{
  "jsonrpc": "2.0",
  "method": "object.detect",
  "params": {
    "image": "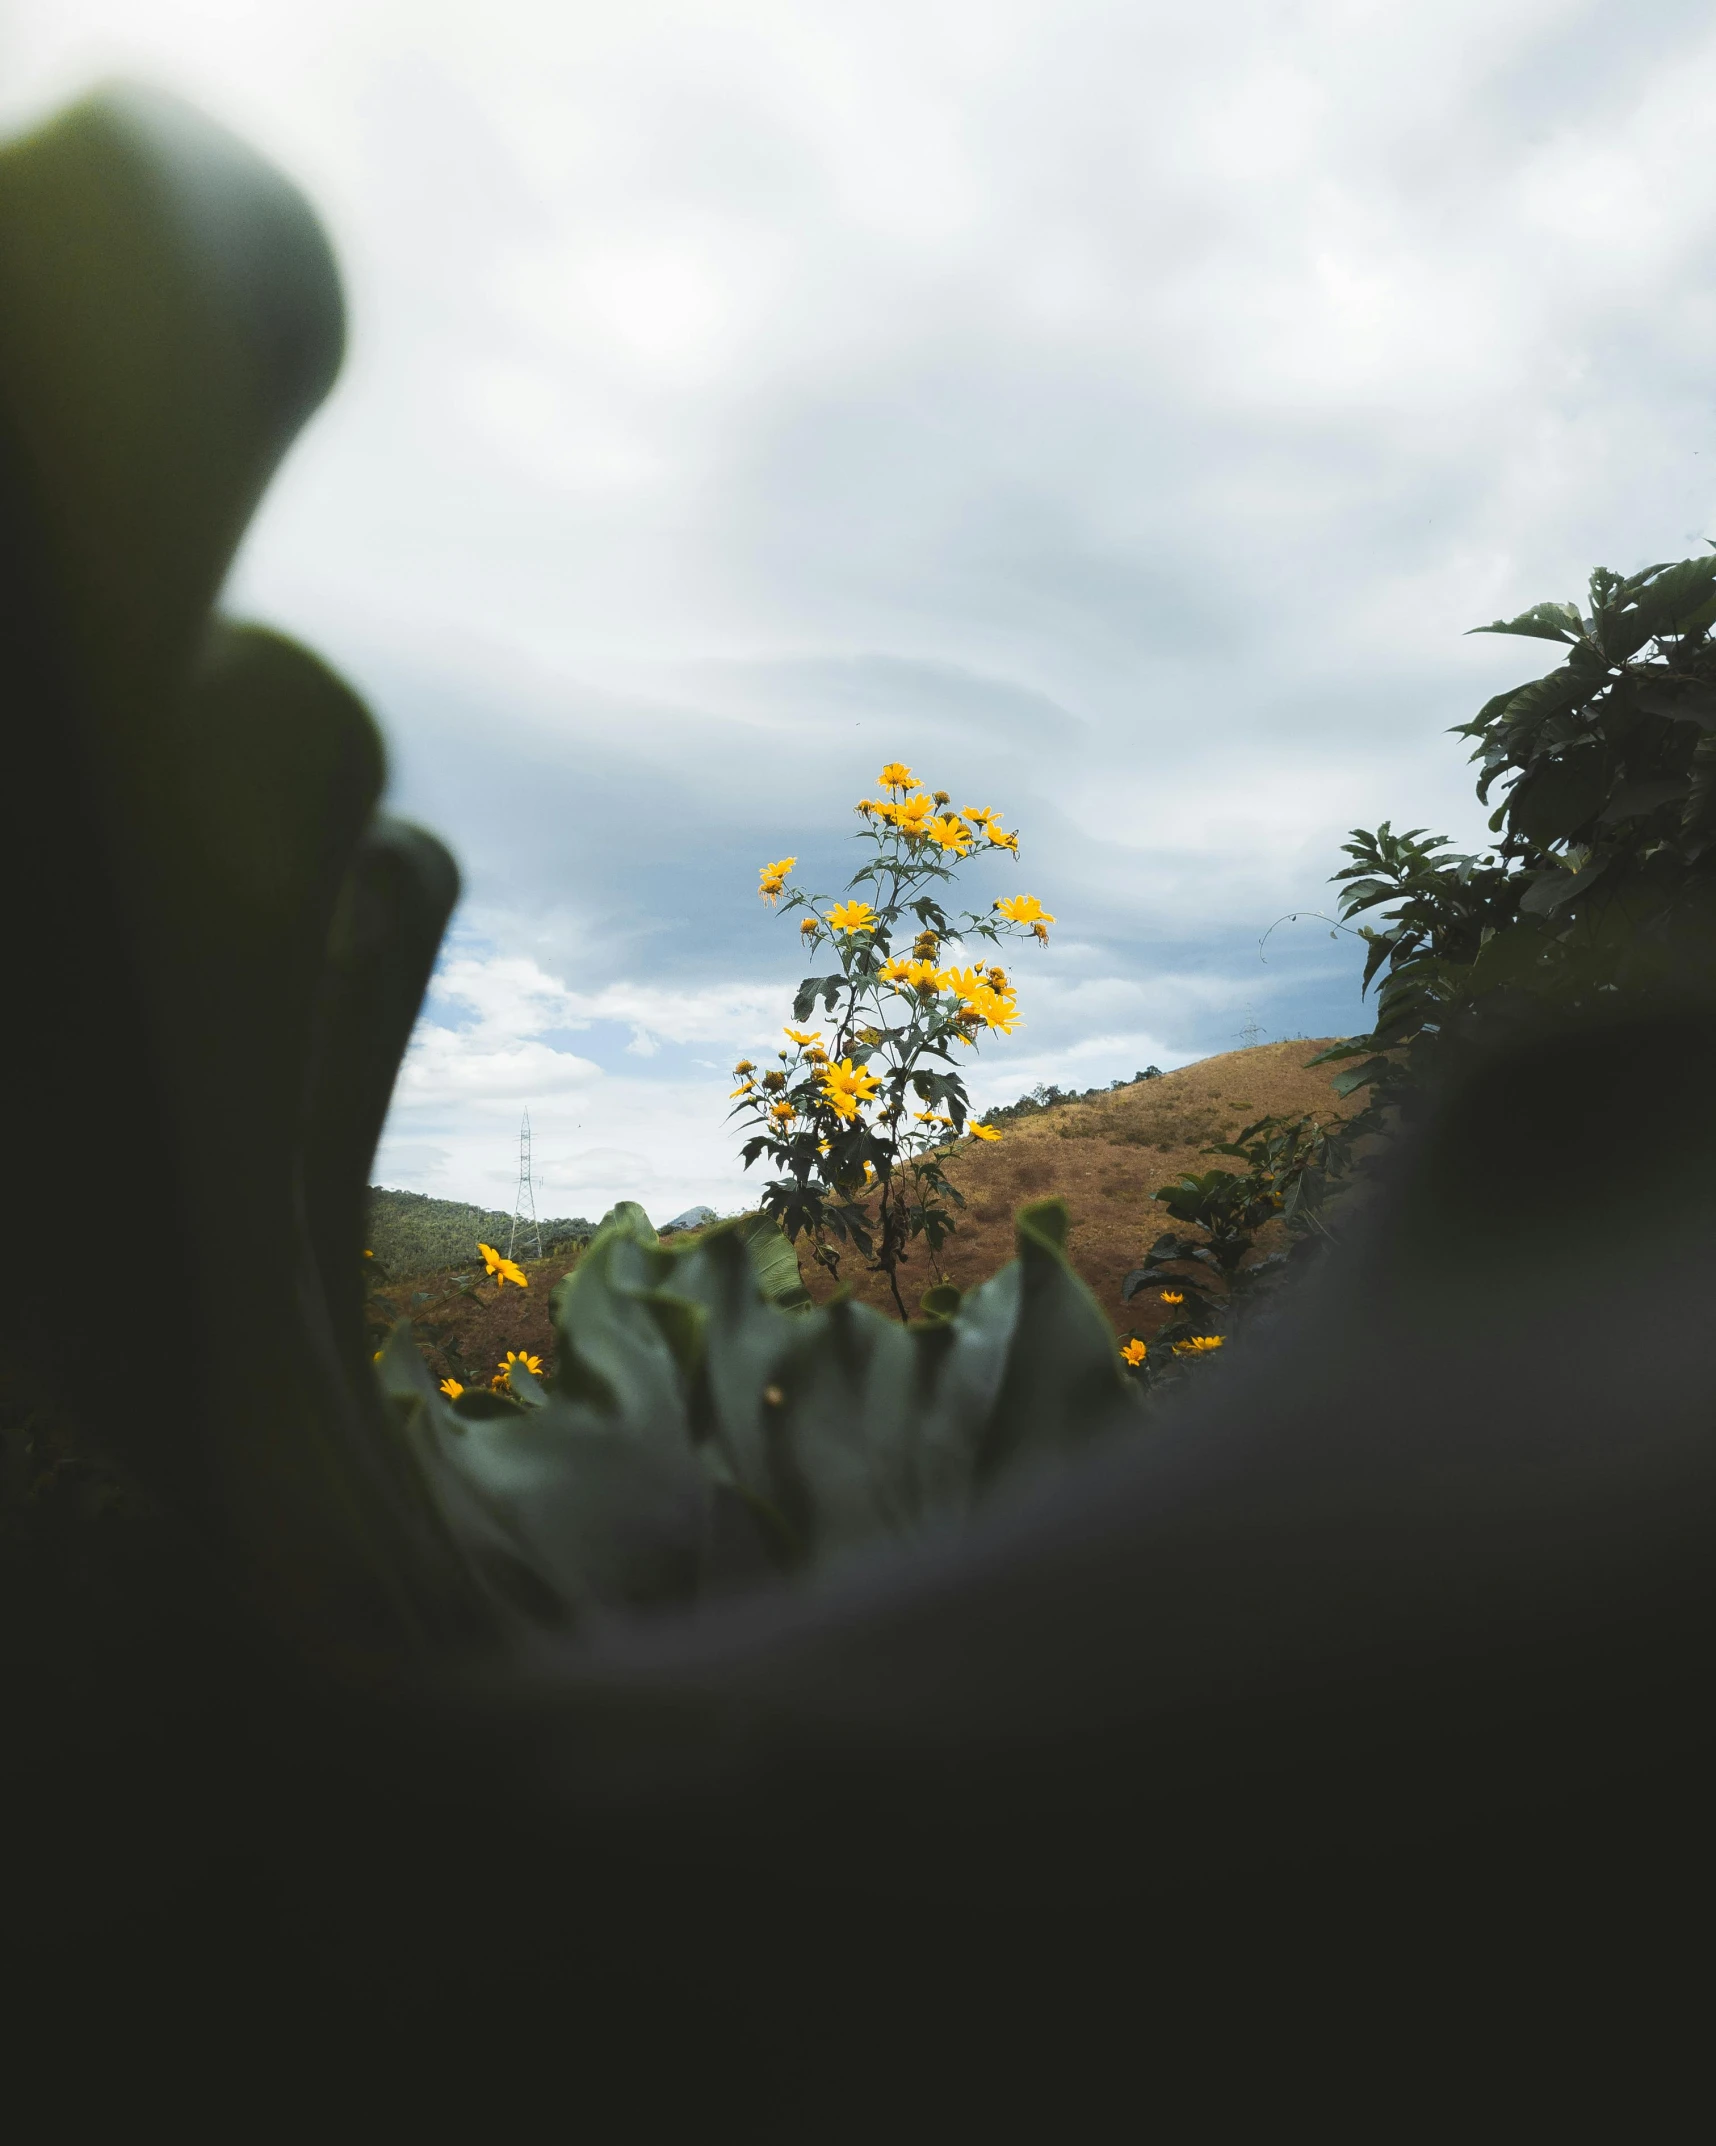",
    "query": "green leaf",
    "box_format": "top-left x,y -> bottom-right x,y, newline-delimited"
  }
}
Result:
506,1361 -> 549,1408
726,1213 -> 813,1311
1631,679 -> 1716,729
1330,1055 -> 1395,1098
1597,778 -> 1686,824
1507,751 -> 1609,844
1467,601 -> 1583,644
1517,857 -> 1607,917
1465,918 -> 1552,992
1625,555 -> 1716,639
1018,1196 -> 1069,1250
973,1204 -> 1132,1488
792,974 -> 846,1021
1464,682 -> 1541,732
